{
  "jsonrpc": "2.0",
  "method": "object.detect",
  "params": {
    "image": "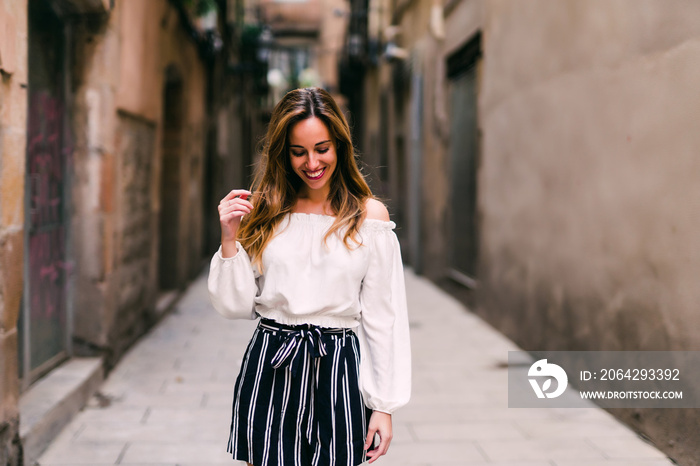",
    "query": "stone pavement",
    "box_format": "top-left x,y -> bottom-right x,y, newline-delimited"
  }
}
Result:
36,268 -> 675,466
